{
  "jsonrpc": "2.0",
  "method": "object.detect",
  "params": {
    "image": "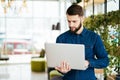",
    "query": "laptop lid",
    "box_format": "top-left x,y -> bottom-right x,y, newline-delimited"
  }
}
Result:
45,43 -> 86,70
